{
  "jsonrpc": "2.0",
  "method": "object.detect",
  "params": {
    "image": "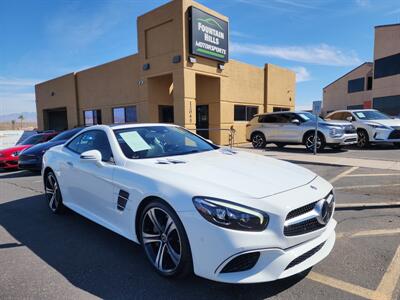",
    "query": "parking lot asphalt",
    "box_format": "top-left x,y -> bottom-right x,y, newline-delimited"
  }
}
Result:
0,163 -> 399,300
239,143 -> 400,162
